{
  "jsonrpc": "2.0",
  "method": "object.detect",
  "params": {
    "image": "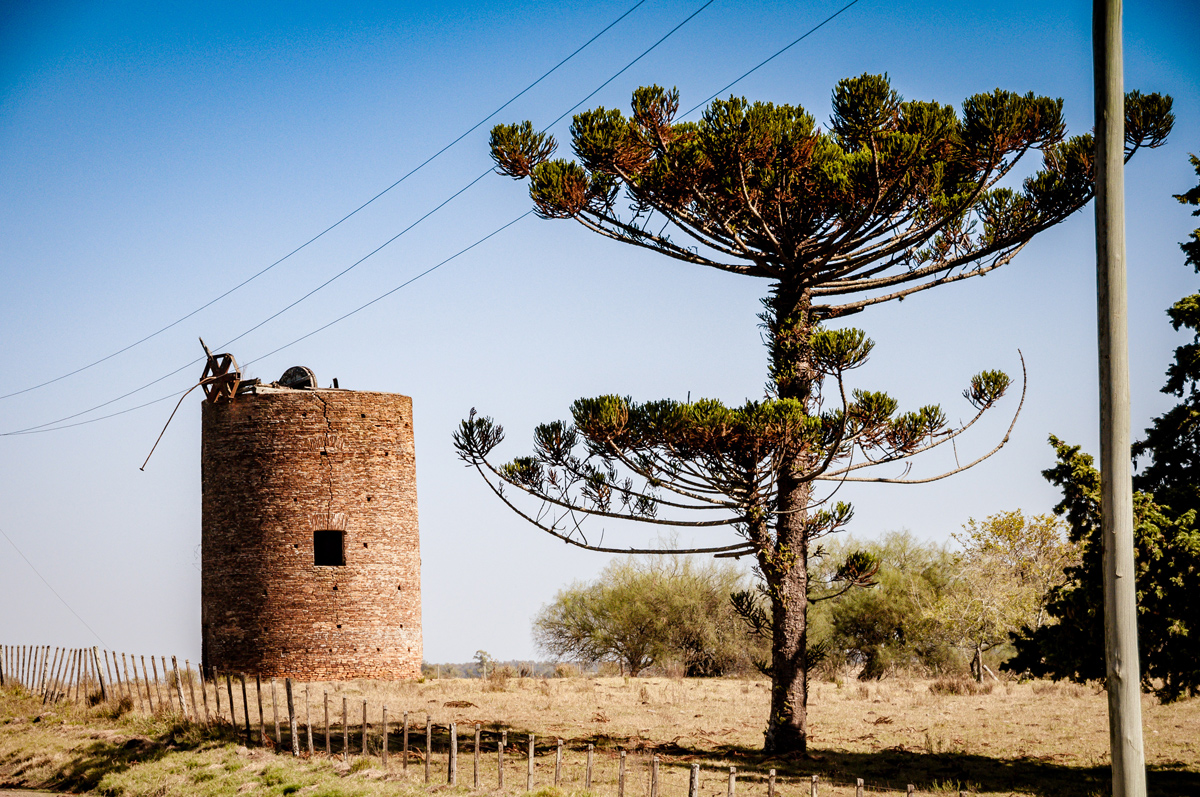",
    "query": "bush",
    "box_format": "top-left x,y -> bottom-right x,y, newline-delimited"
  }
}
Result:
553,663 -> 581,678
809,532 -> 963,678
929,676 -> 993,696
534,553 -> 765,676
